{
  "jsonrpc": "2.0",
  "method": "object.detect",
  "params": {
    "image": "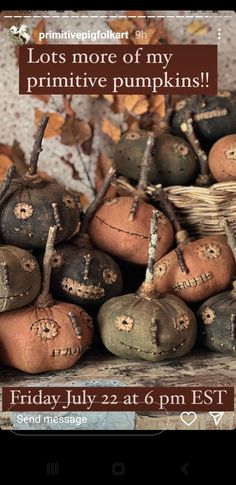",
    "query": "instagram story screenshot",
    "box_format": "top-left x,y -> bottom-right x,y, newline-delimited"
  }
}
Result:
0,7 -> 235,466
